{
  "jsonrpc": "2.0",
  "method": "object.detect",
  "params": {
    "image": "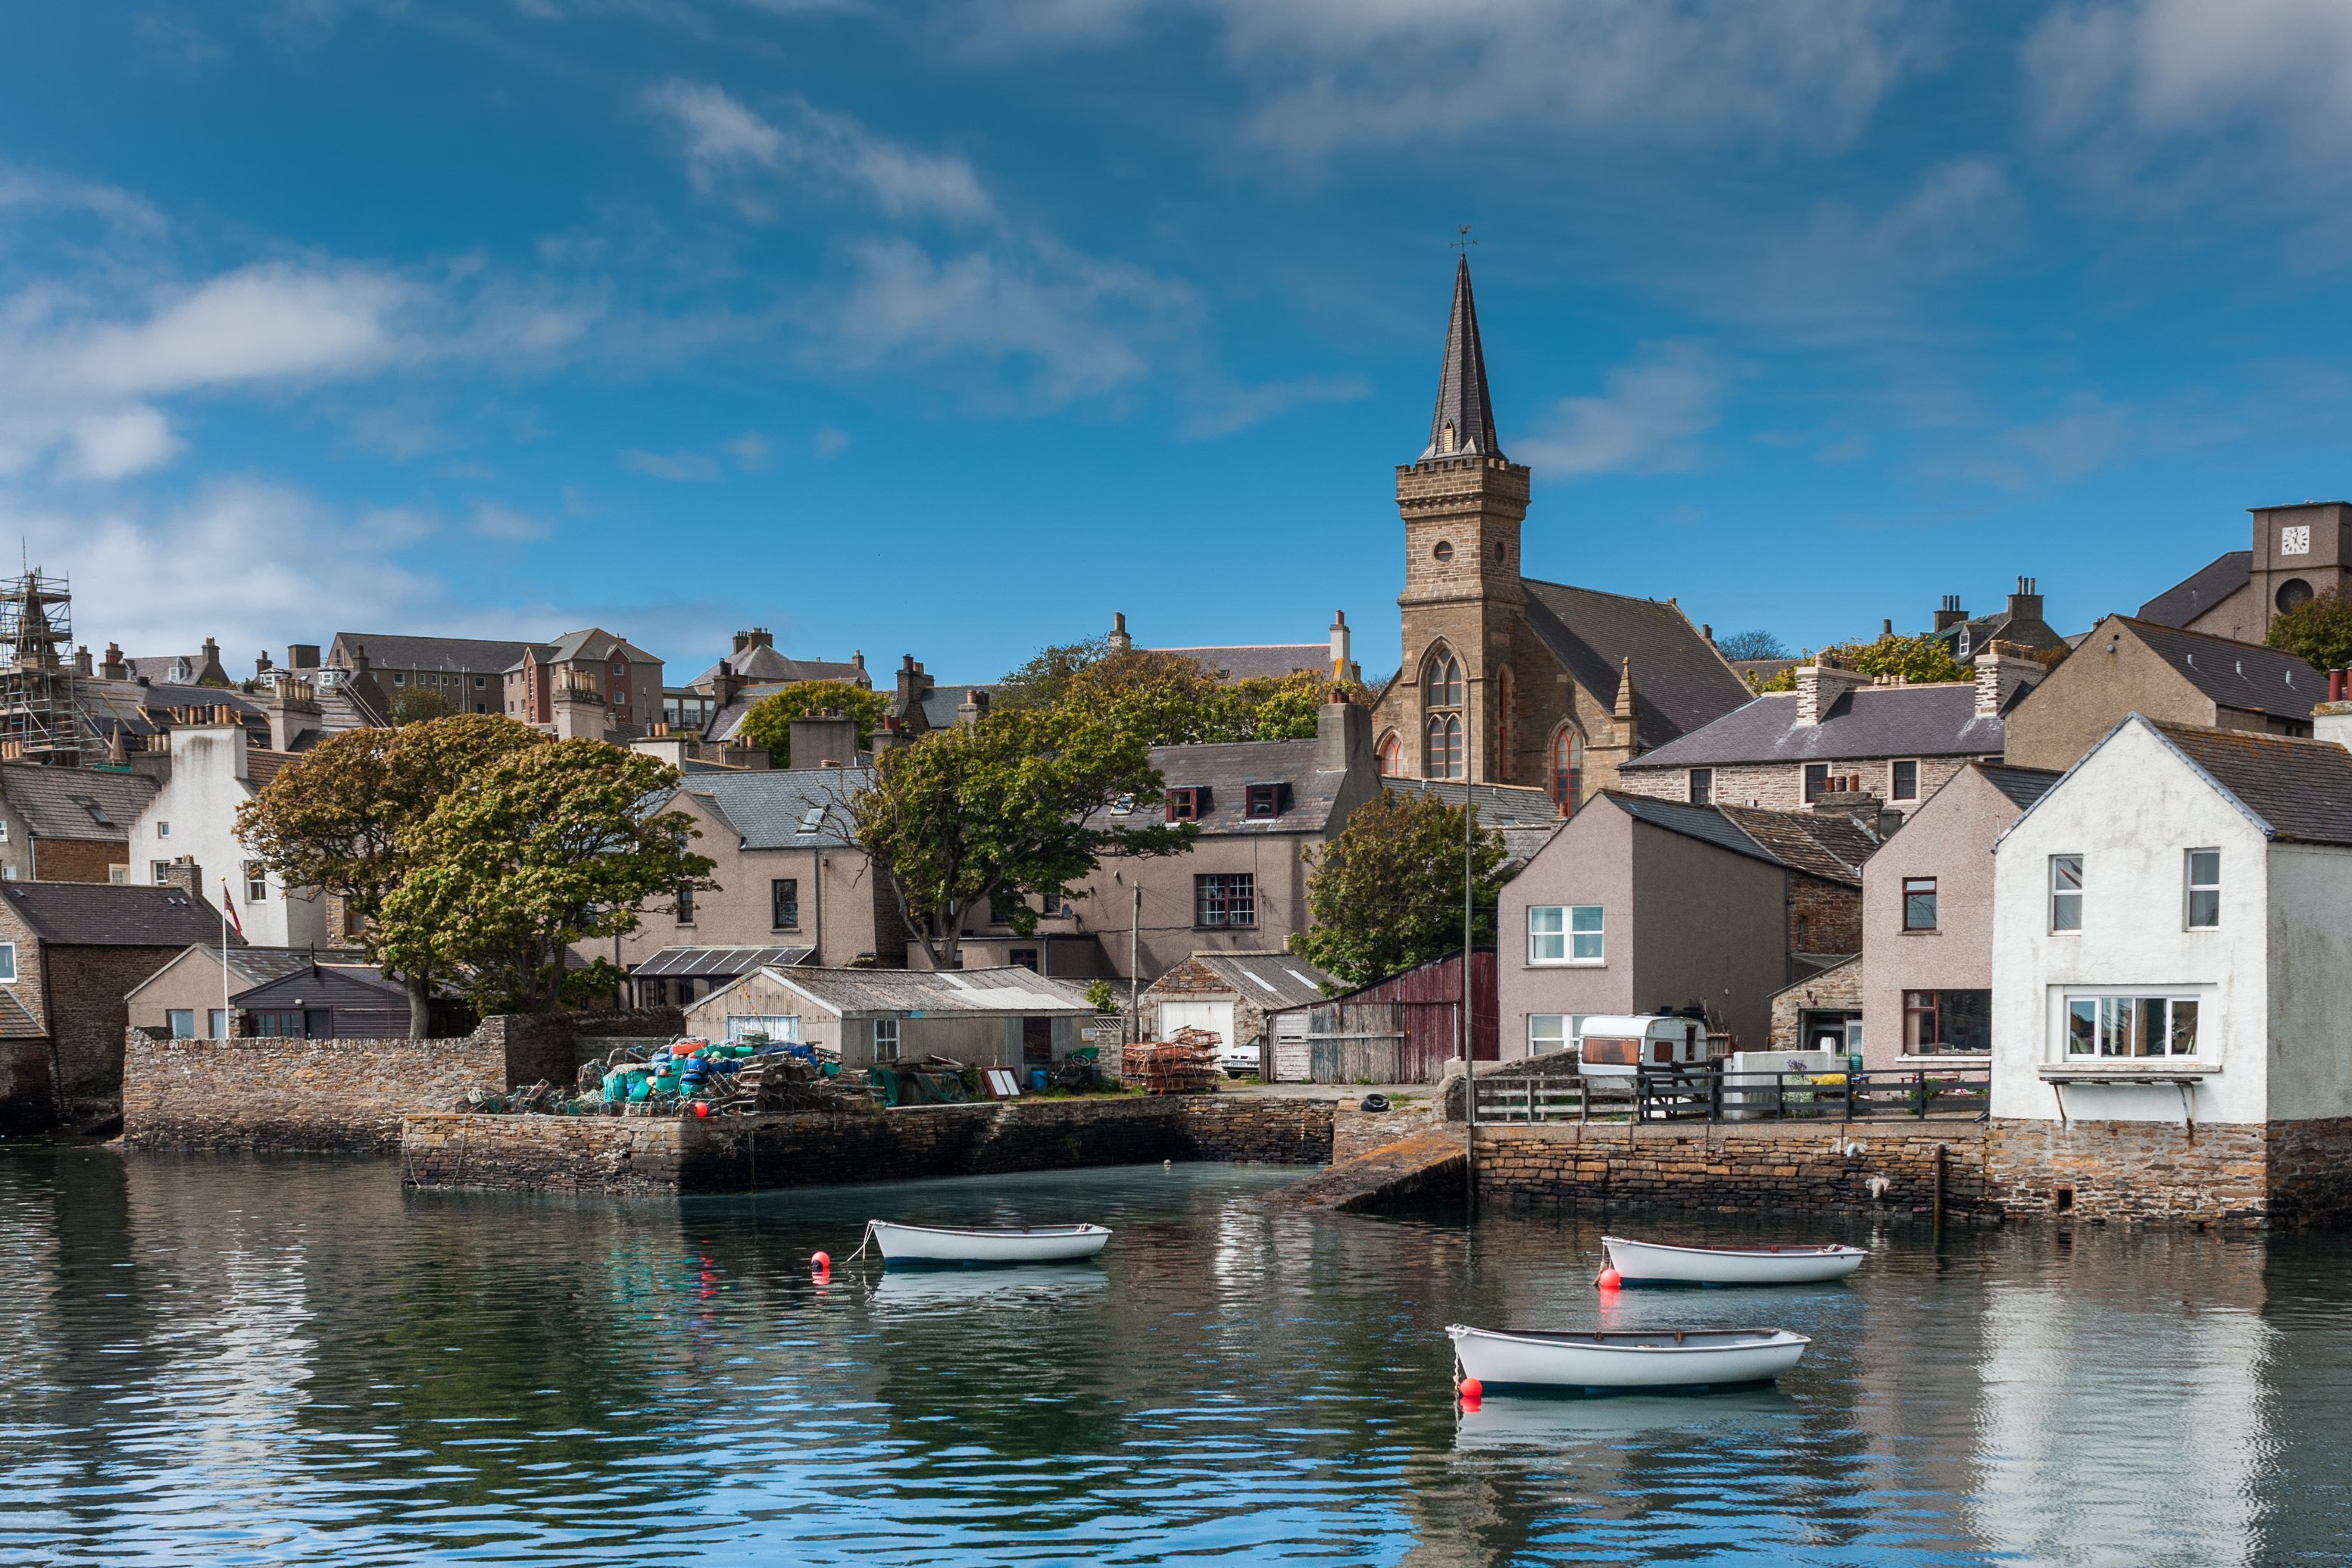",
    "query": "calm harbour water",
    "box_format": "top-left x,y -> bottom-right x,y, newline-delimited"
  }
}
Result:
5,1148 -> 2352,1566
